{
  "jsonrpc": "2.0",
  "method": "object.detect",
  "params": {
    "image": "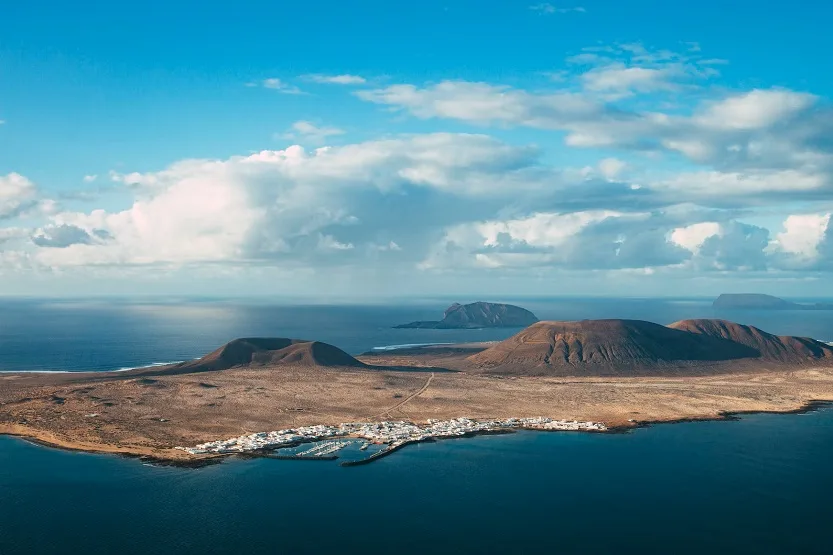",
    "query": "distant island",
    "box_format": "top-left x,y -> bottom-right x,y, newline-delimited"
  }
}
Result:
713,294 -> 833,310
3,316 -> 833,465
394,301 -> 539,329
